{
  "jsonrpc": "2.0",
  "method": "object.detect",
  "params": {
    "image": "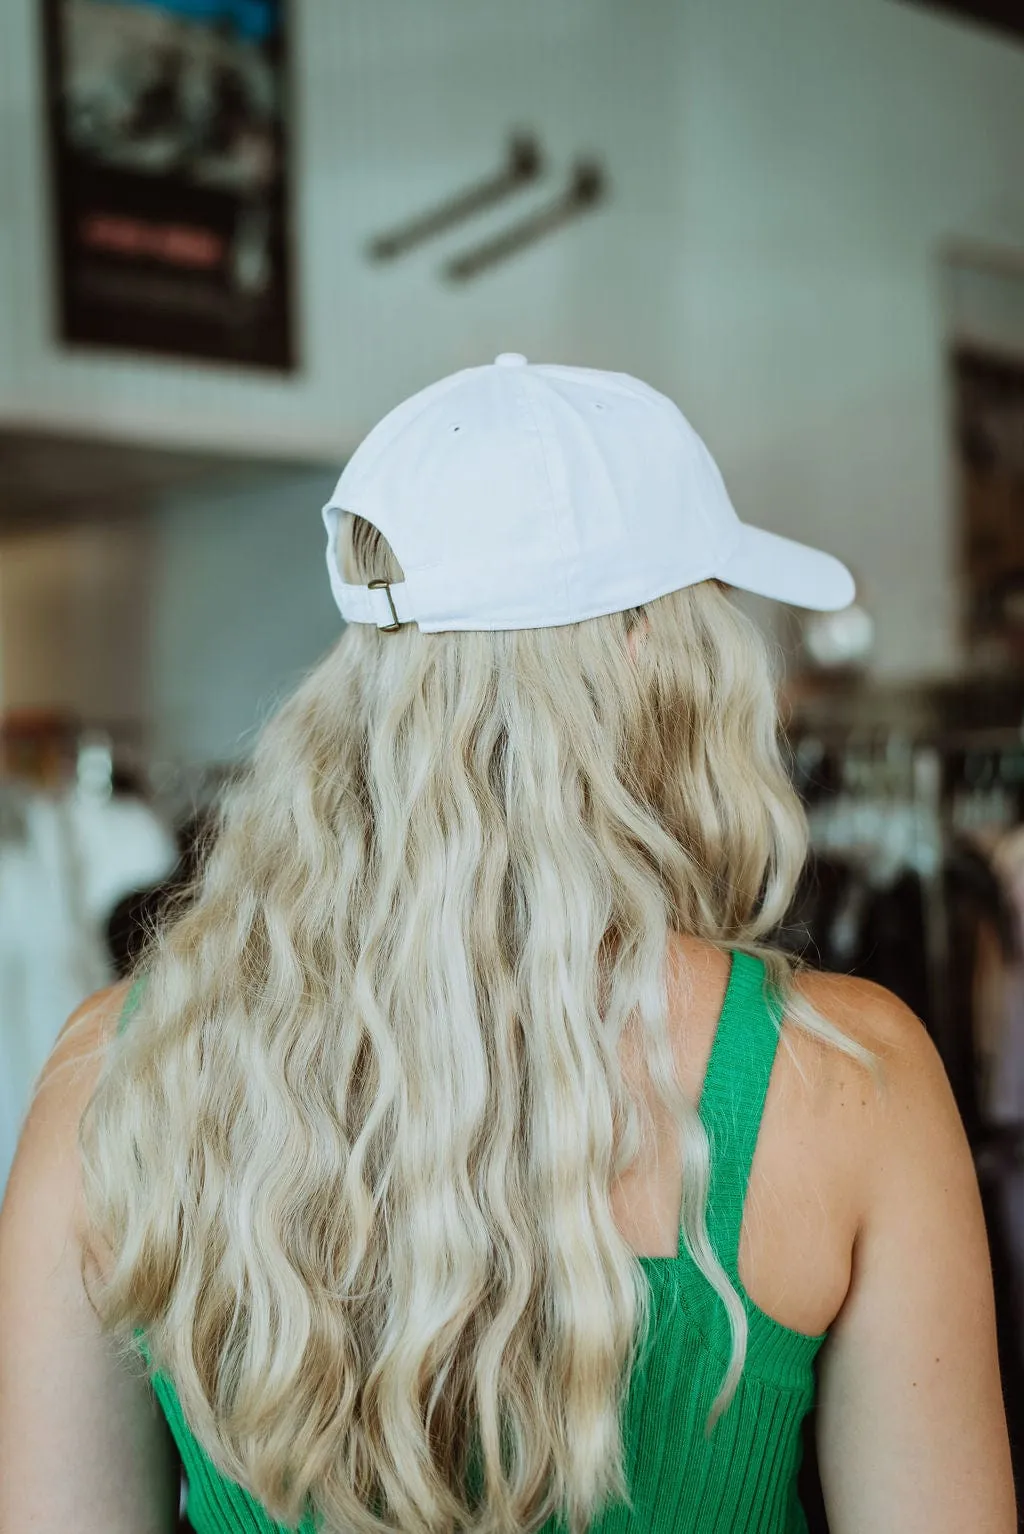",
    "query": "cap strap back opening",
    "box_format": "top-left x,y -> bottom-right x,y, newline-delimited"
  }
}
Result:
368,579 -> 401,631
